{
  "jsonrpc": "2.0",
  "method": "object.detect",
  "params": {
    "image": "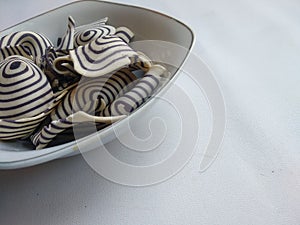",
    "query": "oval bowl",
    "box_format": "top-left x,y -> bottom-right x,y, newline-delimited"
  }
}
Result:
0,0 -> 194,169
